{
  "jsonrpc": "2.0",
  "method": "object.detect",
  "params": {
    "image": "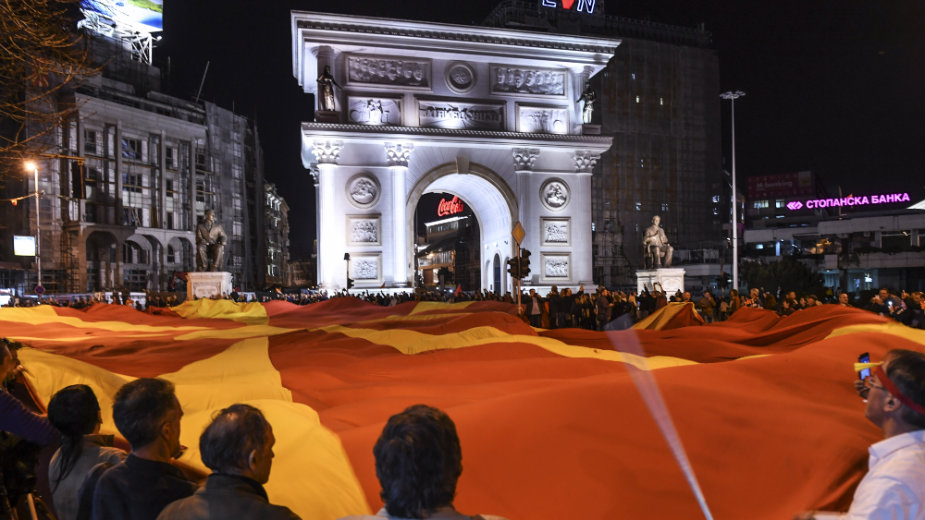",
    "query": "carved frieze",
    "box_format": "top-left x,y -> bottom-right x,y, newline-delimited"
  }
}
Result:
491,66 -> 566,96
347,97 -> 402,125
541,217 -> 570,246
347,215 -> 381,246
542,253 -> 570,280
574,151 -> 600,173
540,178 -> 570,211
418,100 -> 504,130
385,143 -> 413,167
311,140 -> 343,164
346,55 -> 430,88
517,105 -> 569,134
512,148 -> 539,171
346,174 -> 381,209
350,254 -> 382,282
